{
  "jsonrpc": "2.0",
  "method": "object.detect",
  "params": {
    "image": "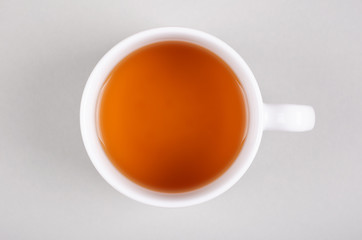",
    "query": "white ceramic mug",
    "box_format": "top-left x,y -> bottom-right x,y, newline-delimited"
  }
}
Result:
80,27 -> 315,208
